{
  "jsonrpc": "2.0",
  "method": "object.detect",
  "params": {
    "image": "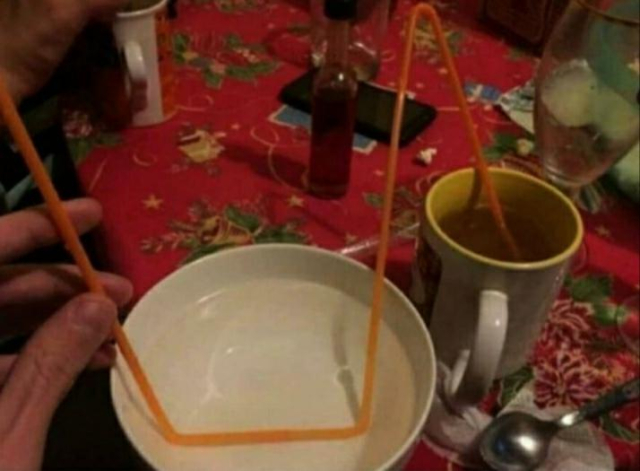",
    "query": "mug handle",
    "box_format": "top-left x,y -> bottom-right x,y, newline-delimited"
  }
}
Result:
445,289 -> 508,411
122,41 -> 148,112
